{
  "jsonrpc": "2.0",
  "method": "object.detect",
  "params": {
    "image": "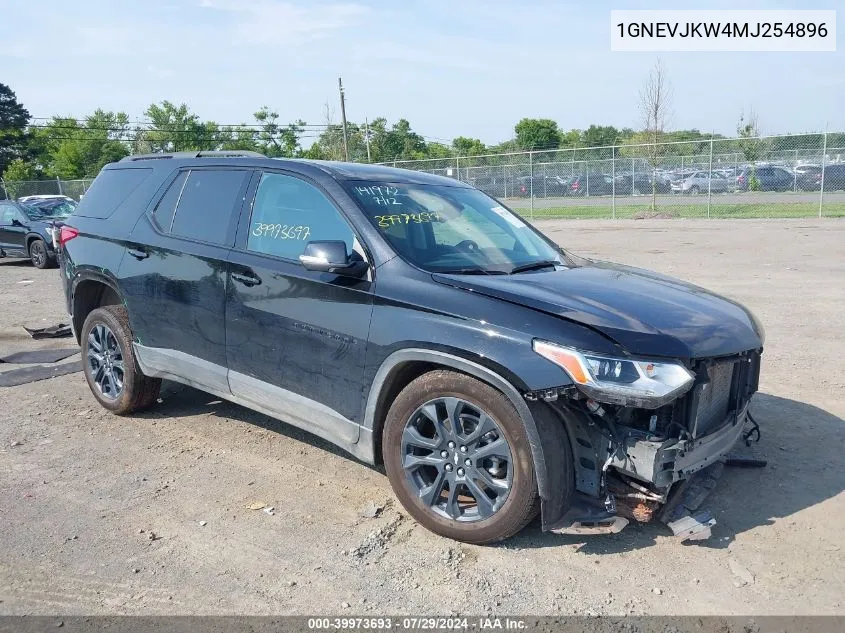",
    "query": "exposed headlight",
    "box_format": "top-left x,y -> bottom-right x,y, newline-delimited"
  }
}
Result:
533,340 -> 695,409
